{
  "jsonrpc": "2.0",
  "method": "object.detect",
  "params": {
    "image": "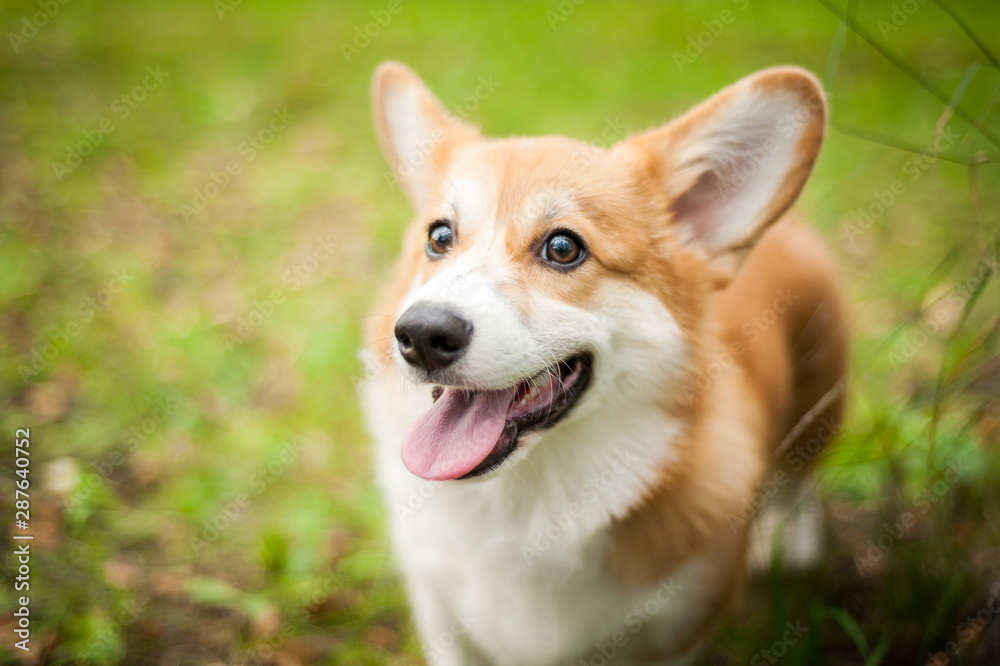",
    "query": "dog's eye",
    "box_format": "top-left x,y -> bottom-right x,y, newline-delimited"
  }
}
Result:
542,232 -> 585,268
426,221 -> 454,258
